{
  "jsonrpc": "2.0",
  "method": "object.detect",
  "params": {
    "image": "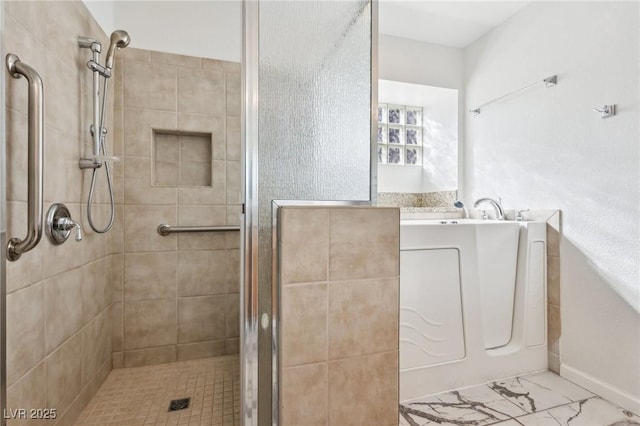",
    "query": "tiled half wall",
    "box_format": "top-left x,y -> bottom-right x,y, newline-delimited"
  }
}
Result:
277,206 -> 400,426
112,47 -> 241,368
546,212 -> 562,373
